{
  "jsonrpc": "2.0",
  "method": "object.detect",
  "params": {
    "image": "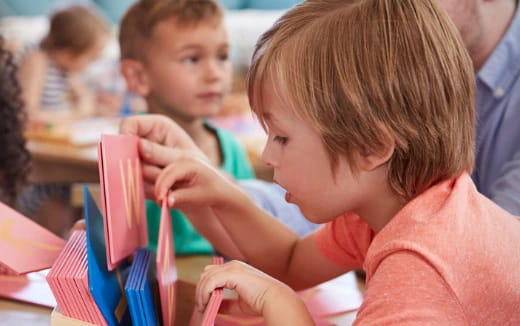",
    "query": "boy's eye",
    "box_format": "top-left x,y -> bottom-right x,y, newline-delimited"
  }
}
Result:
218,53 -> 229,61
273,136 -> 288,145
183,56 -> 199,64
